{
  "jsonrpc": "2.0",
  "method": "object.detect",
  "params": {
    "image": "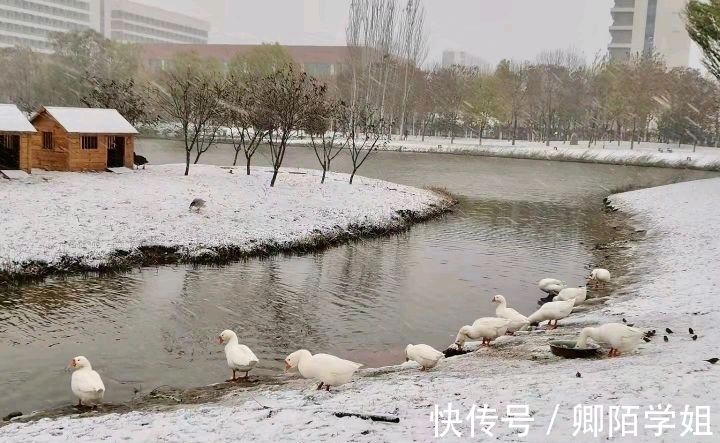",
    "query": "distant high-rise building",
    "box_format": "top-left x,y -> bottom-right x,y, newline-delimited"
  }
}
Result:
608,0 -> 691,67
0,0 -> 209,52
0,0 -> 99,52
441,50 -> 490,71
100,0 -> 209,44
